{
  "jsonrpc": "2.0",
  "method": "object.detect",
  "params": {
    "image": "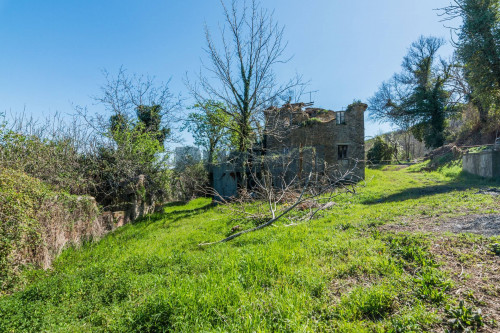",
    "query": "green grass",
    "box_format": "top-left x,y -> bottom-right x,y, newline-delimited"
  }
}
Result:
1,165 -> 499,332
